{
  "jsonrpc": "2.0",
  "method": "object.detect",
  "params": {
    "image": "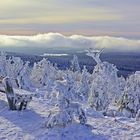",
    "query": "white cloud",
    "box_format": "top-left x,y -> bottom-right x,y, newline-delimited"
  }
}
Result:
0,33 -> 140,51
